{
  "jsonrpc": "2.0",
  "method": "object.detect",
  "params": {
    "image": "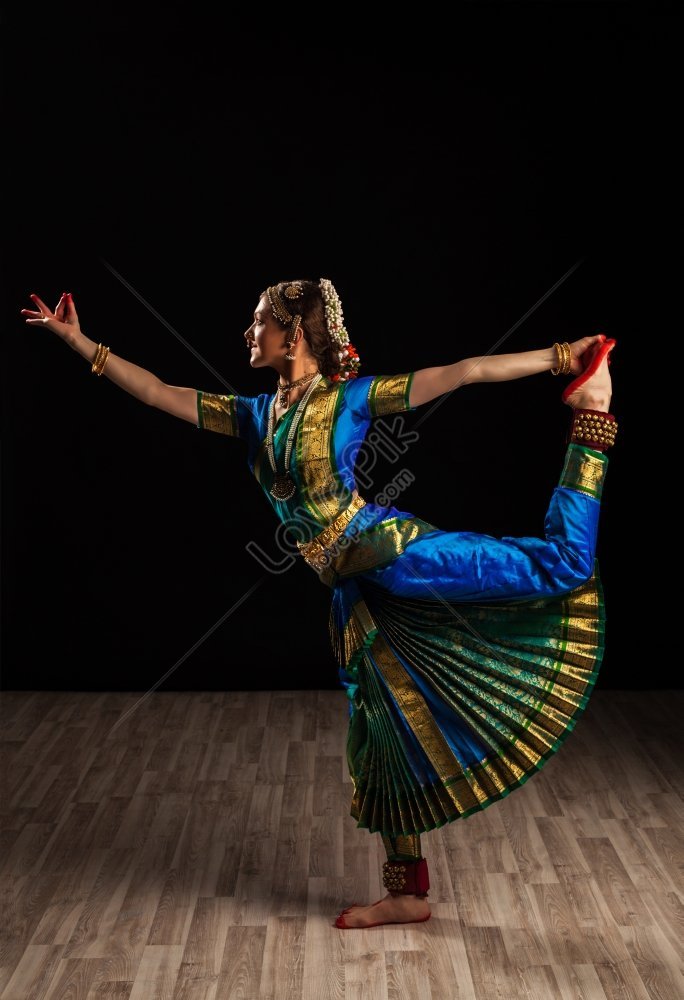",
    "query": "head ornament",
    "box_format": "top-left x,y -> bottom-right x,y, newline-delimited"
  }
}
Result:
265,279 -> 361,381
